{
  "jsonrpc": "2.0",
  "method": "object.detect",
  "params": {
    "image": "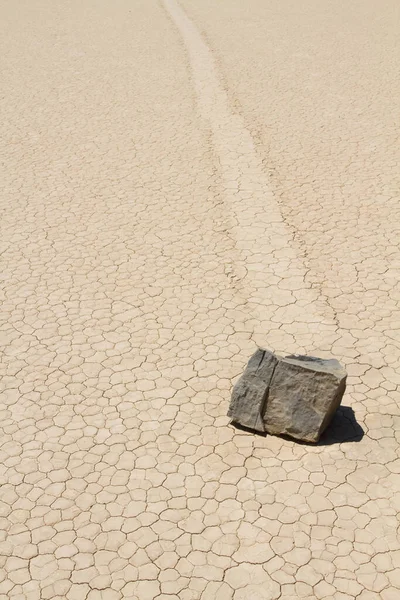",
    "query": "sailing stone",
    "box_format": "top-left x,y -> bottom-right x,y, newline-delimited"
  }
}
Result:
228,349 -> 347,442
